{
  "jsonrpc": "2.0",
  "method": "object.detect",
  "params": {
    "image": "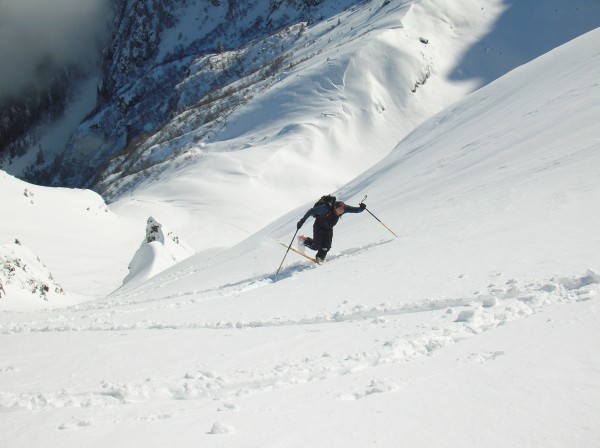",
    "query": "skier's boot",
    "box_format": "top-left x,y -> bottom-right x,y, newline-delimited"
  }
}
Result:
316,248 -> 328,262
297,235 -> 308,254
